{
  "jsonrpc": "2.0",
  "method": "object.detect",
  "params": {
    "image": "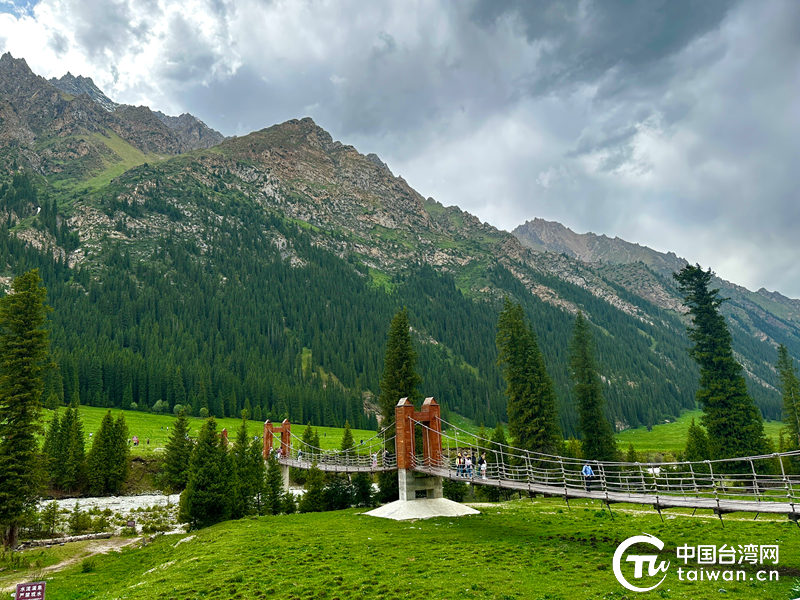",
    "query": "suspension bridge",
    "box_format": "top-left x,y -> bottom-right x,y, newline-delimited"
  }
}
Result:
264,397 -> 800,521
